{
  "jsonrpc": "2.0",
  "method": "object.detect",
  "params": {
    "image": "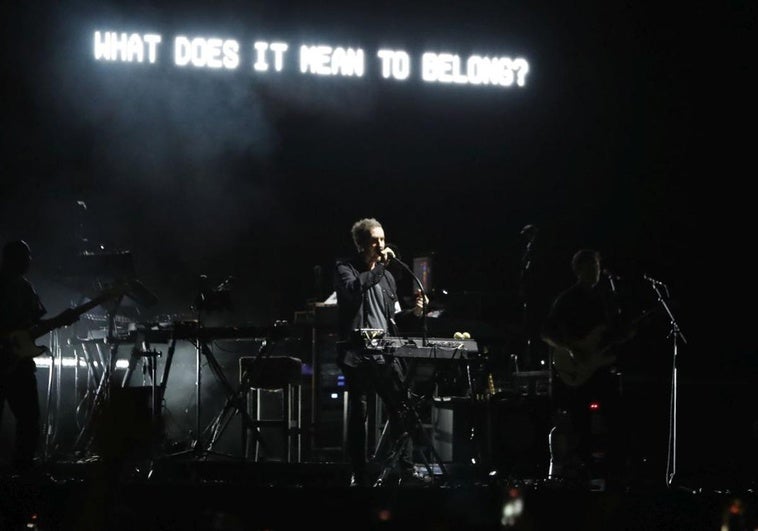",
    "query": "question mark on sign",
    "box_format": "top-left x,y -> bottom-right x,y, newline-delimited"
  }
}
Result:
512,58 -> 529,87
